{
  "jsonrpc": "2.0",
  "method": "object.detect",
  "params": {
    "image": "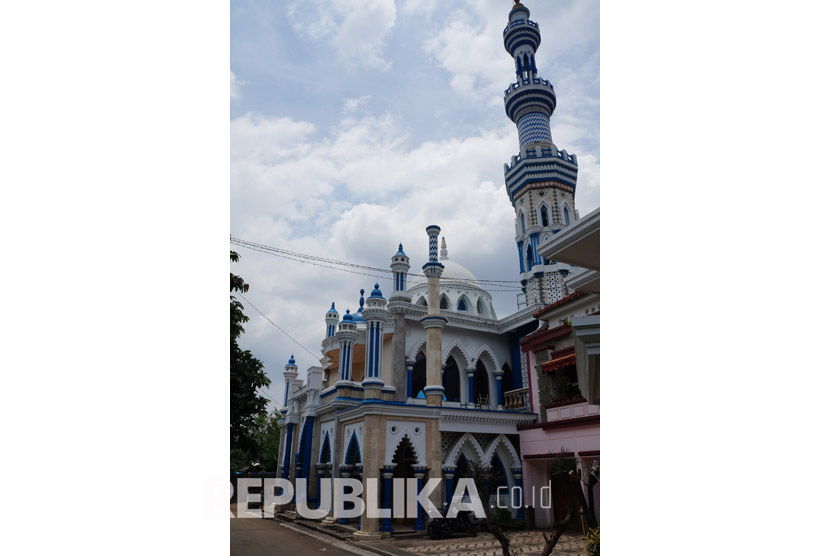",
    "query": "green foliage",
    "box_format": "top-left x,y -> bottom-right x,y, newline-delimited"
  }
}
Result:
231,448 -> 249,473
250,409 -> 282,471
230,251 -> 271,454
547,447 -> 577,476
586,527 -> 600,556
